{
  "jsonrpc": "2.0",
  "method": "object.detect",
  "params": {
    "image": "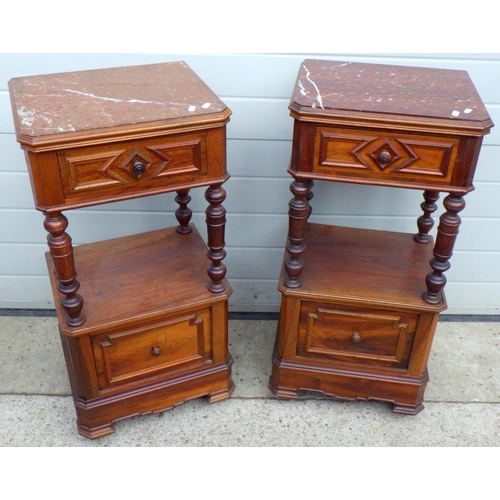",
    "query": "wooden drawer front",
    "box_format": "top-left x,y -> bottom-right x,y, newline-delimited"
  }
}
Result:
92,310 -> 212,391
313,126 -> 459,186
58,131 -> 209,201
297,302 -> 418,369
